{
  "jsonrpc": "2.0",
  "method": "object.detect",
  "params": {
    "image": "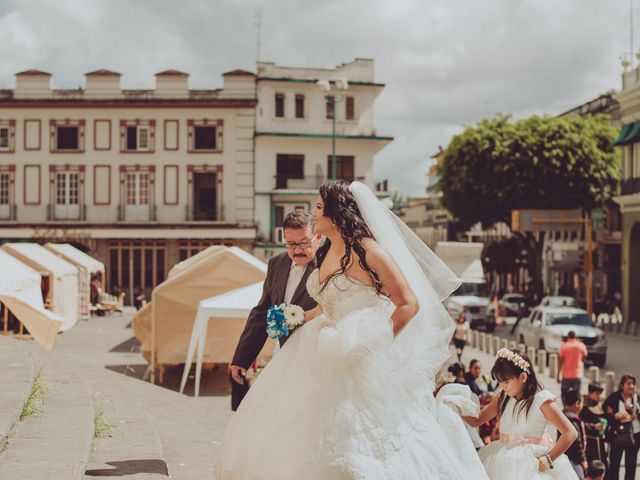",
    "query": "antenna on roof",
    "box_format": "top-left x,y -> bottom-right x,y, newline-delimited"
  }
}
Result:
255,7 -> 263,64
631,0 -> 636,69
